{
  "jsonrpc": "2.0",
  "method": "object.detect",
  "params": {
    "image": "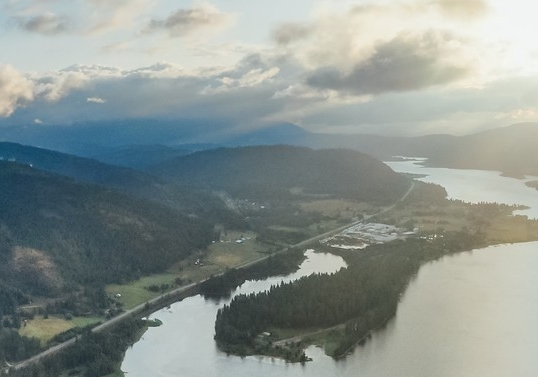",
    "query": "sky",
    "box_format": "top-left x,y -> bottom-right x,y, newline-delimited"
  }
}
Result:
1,0 -> 538,136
